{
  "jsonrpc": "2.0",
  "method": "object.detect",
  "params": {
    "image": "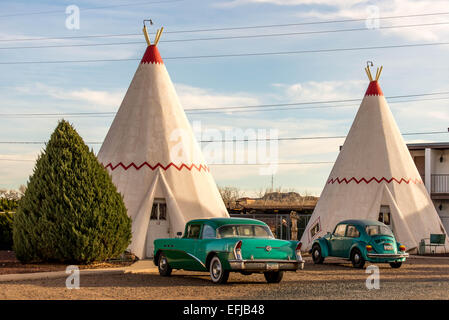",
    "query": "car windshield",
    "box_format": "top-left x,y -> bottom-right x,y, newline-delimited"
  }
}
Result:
365,225 -> 394,237
217,225 -> 274,239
